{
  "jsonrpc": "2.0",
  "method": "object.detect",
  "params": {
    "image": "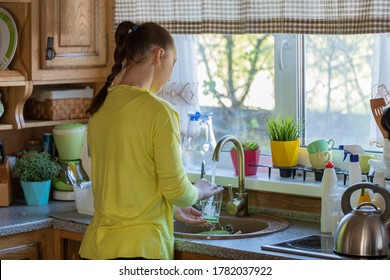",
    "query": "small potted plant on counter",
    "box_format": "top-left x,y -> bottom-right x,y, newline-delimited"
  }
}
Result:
14,151 -> 61,205
230,140 -> 260,176
264,114 -> 302,177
